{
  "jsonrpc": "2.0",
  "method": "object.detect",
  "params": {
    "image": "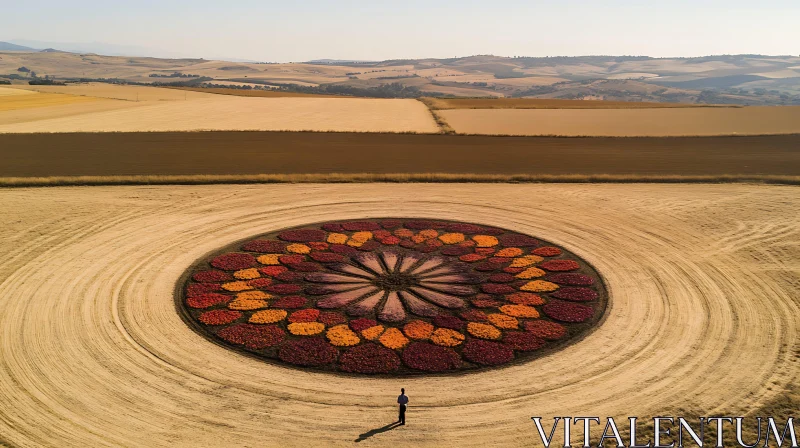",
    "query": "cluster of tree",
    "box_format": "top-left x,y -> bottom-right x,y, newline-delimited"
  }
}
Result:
213,79 -> 448,98
0,79 -> 11,85
29,79 -> 66,86
375,74 -> 419,80
148,72 -> 201,78
17,66 -> 30,73
150,77 -> 213,87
